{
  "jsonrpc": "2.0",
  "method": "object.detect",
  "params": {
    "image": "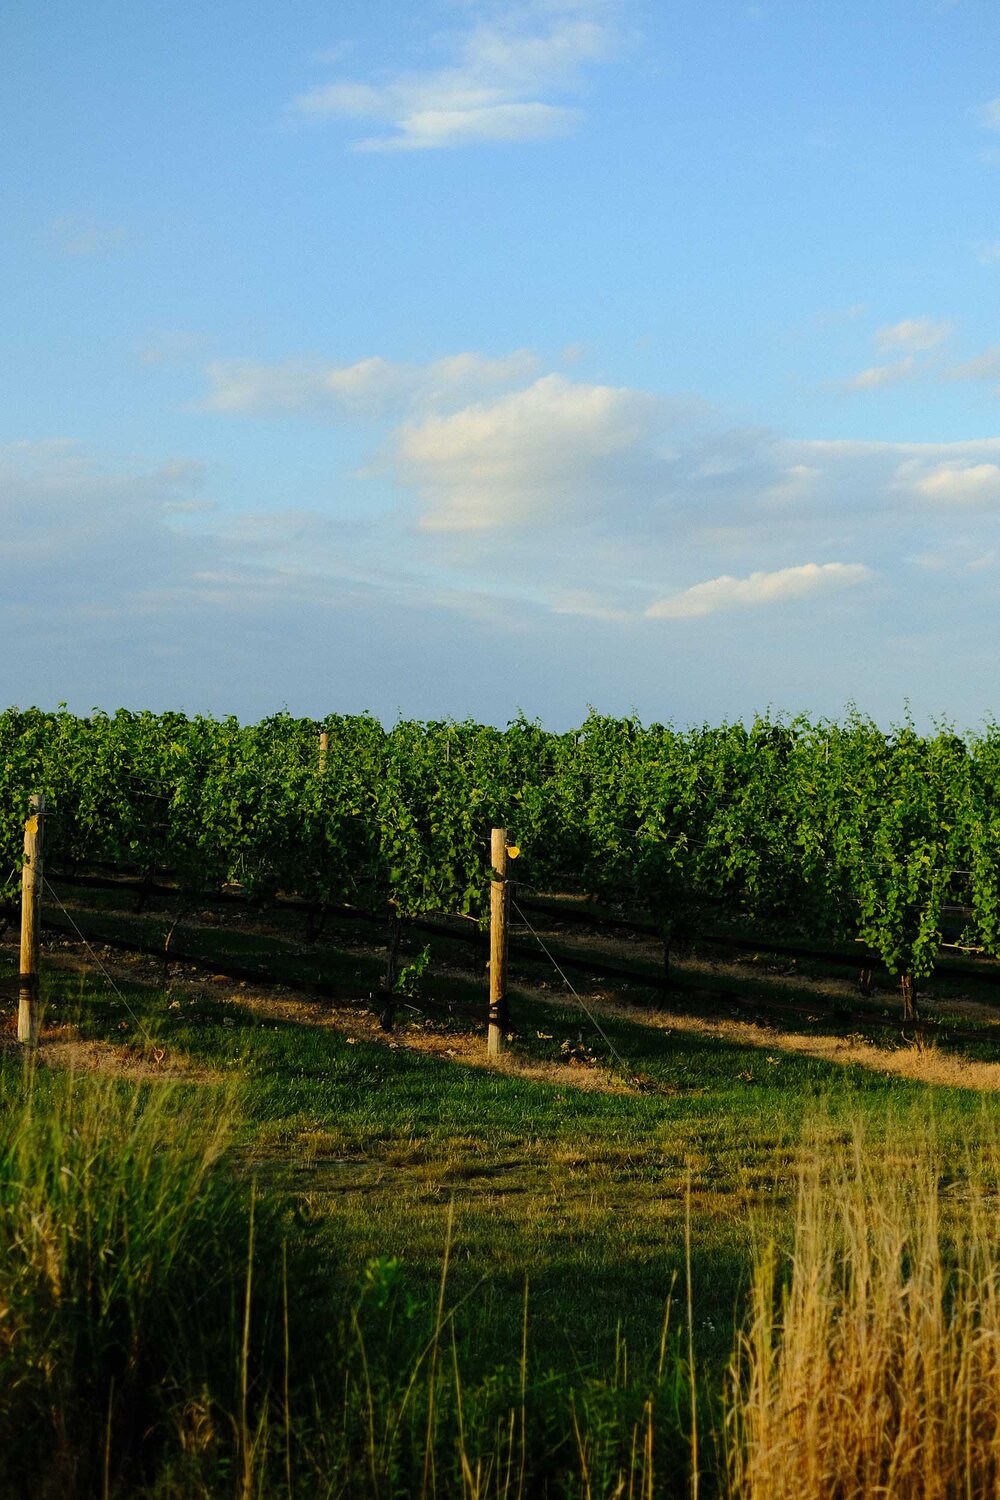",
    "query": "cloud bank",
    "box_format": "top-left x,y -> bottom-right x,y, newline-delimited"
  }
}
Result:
194,346 -> 1000,631
13,347 -> 1000,724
